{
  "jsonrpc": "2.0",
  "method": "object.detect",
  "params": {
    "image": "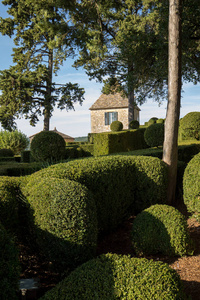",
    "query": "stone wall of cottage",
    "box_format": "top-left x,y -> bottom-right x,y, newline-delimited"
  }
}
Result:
90,108 -> 129,133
